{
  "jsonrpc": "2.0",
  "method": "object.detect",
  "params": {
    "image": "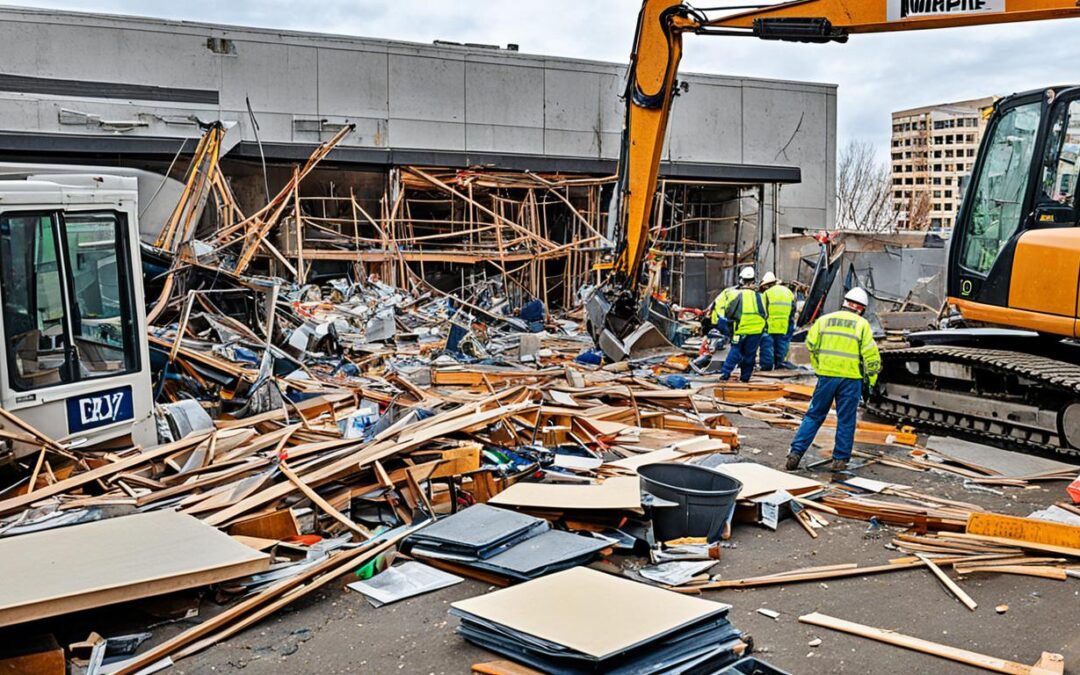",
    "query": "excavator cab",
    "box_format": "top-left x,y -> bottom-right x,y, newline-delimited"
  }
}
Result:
0,175 -> 156,459
873,87 -> 1080,454
950,86 -> 1080,332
